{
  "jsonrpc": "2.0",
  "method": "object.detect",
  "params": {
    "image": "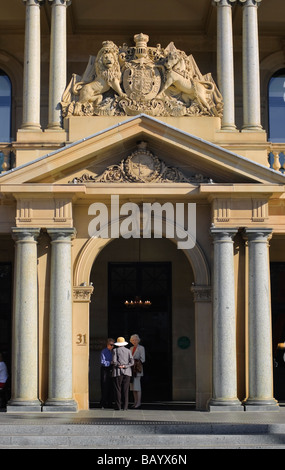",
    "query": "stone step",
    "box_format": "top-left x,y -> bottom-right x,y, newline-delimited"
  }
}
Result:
0,434 -> 285,448
0,423 -> 285,448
